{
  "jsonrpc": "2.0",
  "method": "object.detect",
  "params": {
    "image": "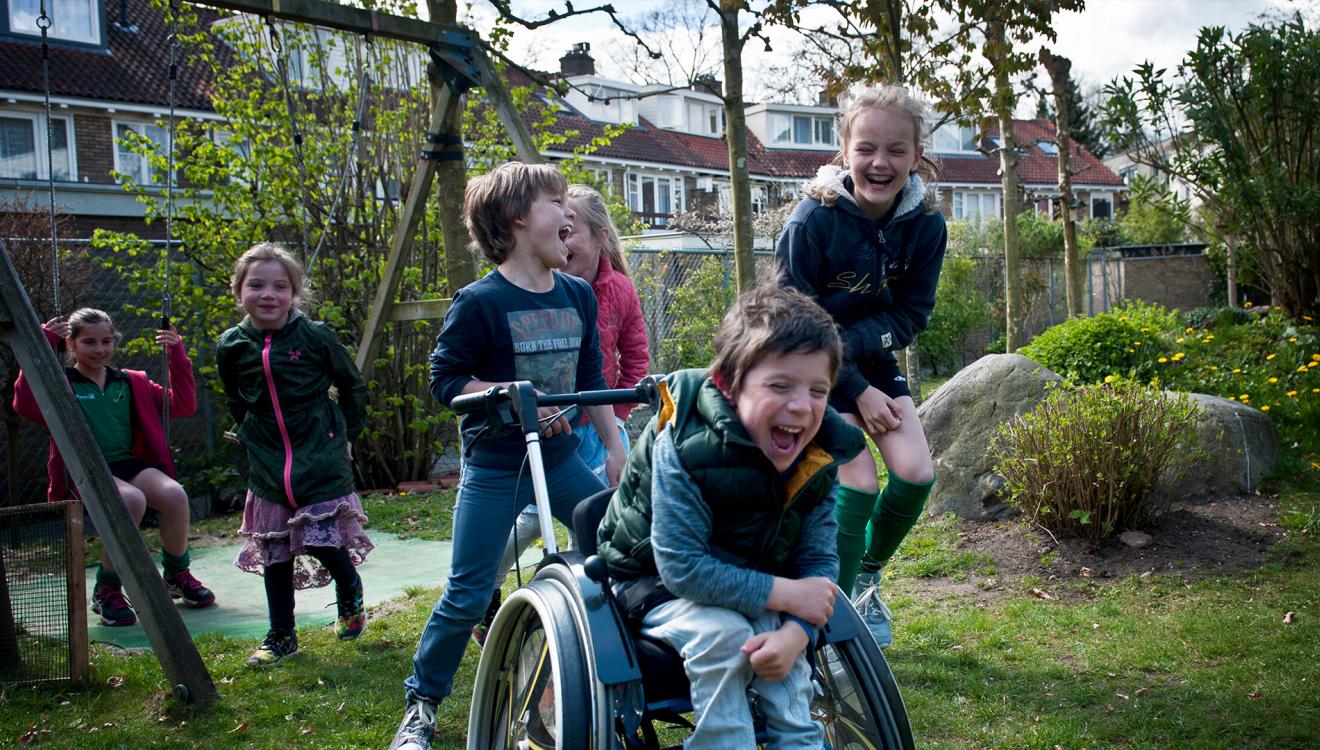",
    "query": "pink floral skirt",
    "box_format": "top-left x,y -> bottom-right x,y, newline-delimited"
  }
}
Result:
234,491 -> 374,590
